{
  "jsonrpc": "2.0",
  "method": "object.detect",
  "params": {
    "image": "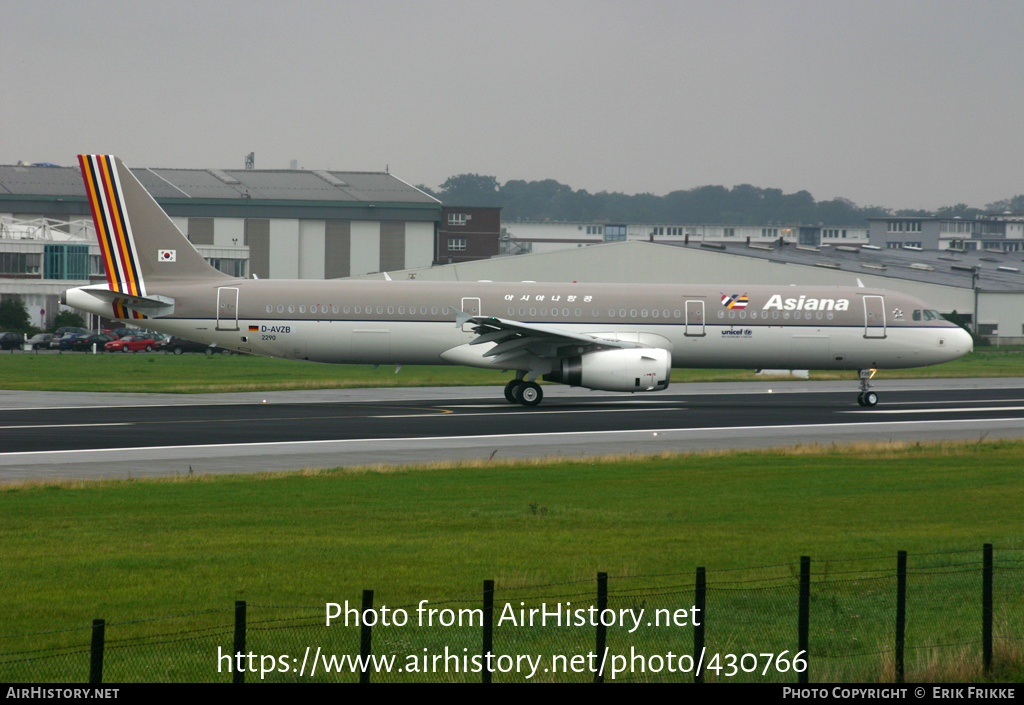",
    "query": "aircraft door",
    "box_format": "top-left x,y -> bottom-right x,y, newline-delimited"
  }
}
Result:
217,287 -> 239,331
685,300 -> 705,337
461,297 -> 481,332
863,295 -> 886,338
